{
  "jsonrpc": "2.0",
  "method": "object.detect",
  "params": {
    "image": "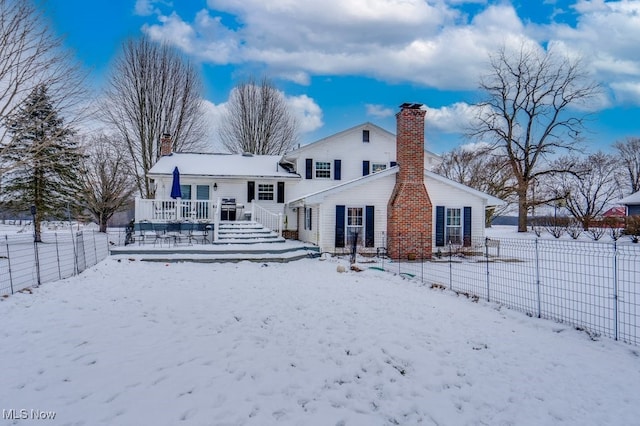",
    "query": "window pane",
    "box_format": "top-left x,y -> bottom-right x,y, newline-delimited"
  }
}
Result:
258,184 -> 274,200
196,185 -> 209,200
446,208 -> 462,244
372,163 -> 386,173
315,161 -> 331,178
180,185 -> 192,200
